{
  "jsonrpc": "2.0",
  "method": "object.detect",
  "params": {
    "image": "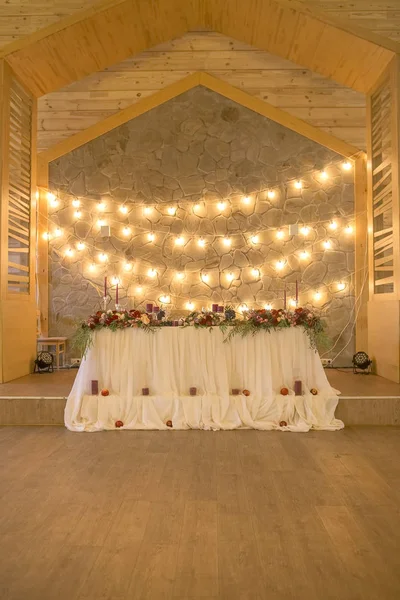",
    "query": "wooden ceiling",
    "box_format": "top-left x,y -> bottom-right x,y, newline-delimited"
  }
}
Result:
1,0 -> 398,96
37,31 -> 367,153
